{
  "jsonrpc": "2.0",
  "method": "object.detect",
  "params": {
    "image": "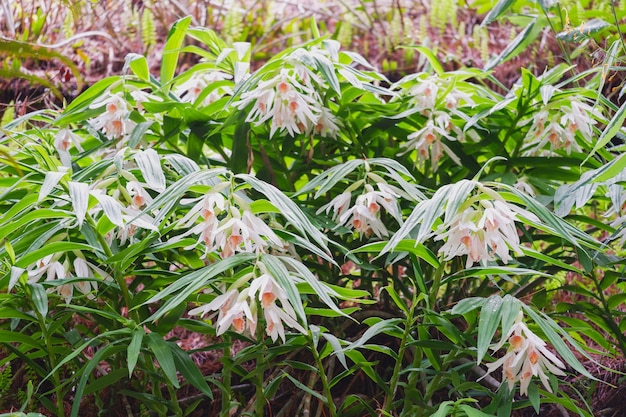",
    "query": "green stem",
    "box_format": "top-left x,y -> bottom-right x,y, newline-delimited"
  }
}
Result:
220,334 -> 233,417
309,334 -> 336,417
428,263 -> 445,310
166,383 -> 183,416
34,308 -> 63,416
382,307 -> 414,414
255,327 -> 266,417
589,271 -> 626,356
